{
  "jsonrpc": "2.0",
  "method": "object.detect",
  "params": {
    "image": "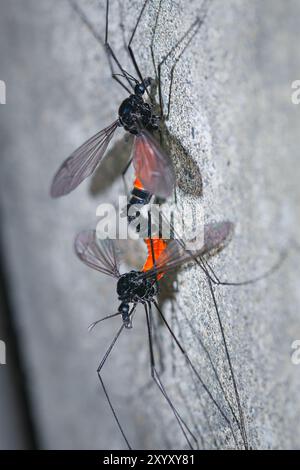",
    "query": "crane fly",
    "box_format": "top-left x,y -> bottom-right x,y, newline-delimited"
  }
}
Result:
74,222 -> 236,449
50,0 -> 176,199
51,0 -> 207,199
